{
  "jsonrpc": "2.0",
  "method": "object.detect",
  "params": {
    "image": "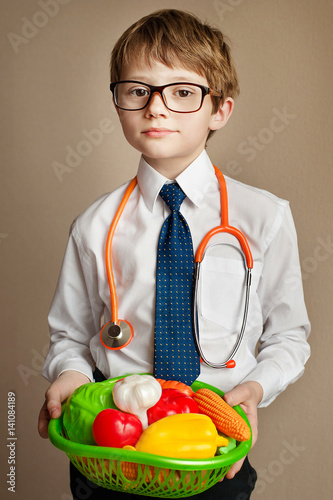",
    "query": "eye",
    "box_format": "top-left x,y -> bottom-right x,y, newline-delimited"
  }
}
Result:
129,87 -> 150,98
170,84 -> 201,100
174,88 -> 193,98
